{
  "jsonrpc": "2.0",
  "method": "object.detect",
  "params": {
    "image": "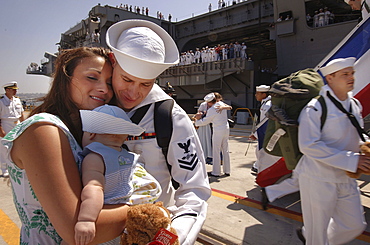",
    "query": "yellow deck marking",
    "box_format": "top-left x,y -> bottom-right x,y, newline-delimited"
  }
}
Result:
1,190 -> 369,244
212,190 -> 370,243
0,209 -> 20,245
